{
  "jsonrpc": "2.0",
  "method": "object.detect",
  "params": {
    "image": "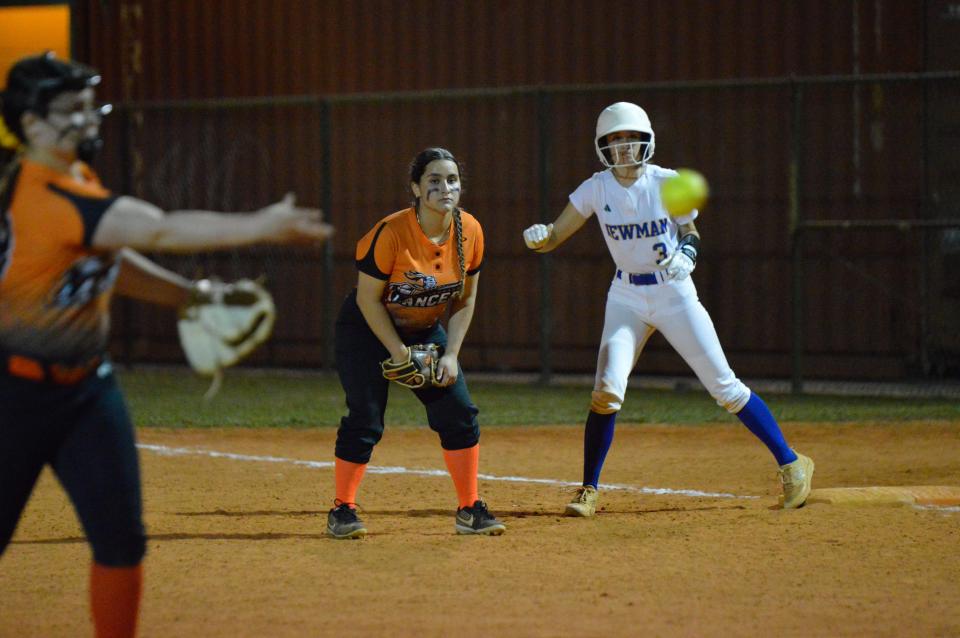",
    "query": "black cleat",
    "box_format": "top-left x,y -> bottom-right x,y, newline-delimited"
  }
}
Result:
455,500 -> 506,536
327,503 -> 367,539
